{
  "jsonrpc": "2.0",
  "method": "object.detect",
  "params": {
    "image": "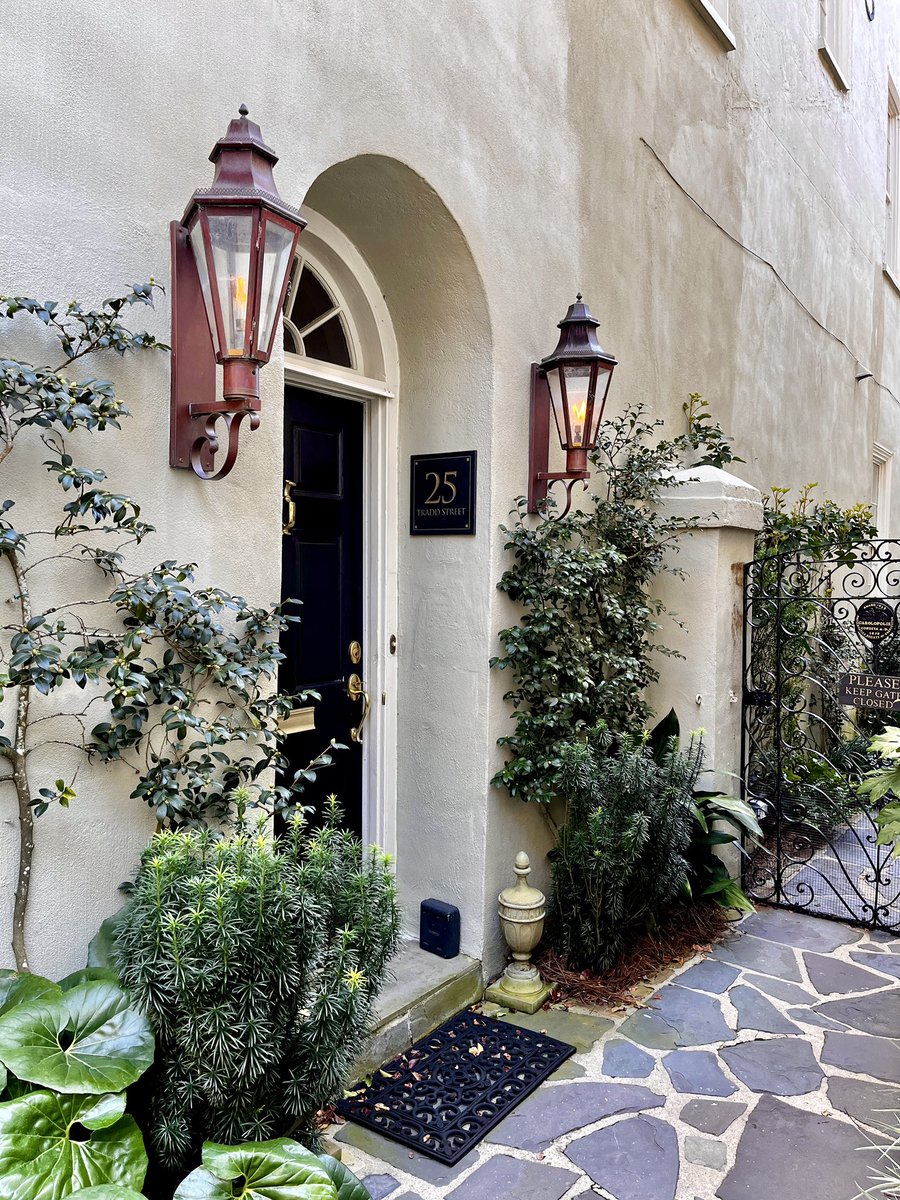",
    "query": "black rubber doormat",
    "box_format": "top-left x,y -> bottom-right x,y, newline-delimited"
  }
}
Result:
336,1008 -> 575,1164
